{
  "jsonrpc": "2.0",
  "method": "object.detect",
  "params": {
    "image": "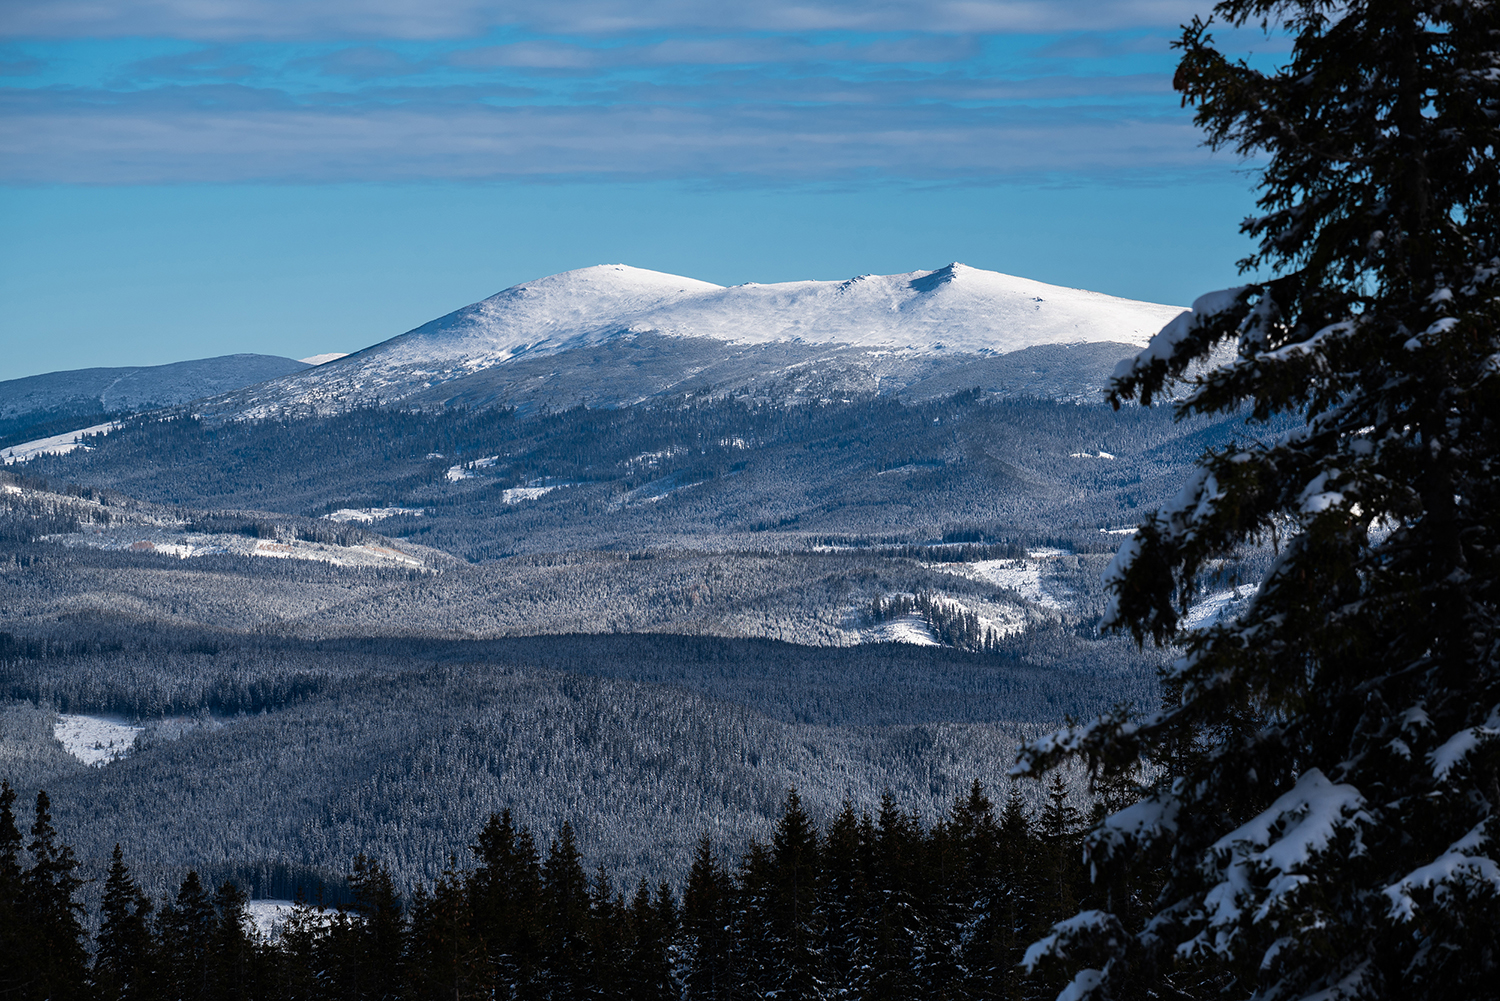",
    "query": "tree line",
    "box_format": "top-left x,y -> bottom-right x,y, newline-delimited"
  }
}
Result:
0,773 -> 1146,1001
